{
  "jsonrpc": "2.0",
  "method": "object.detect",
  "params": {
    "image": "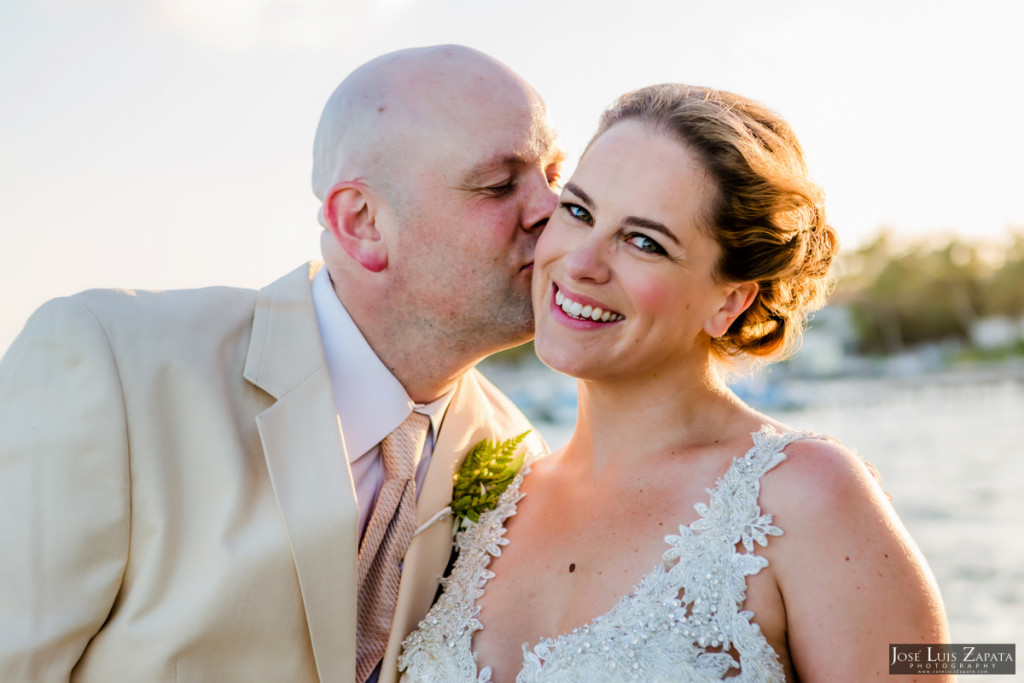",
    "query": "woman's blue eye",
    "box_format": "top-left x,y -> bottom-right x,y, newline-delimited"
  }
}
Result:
562,202 -> 592,223
627,233 -> 667,255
